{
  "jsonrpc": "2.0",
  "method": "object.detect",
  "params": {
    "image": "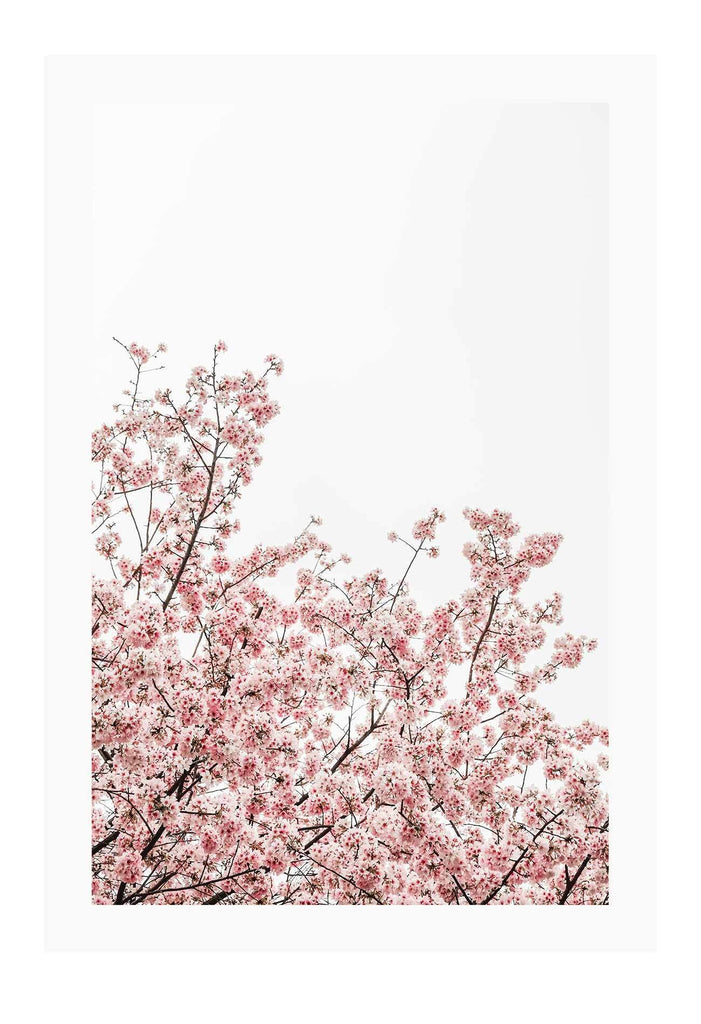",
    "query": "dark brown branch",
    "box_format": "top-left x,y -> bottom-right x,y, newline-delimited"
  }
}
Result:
92,829 -> 120,856
162,443 -> 219,611
469,593 -> 499,684
559,853 -> 592,904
